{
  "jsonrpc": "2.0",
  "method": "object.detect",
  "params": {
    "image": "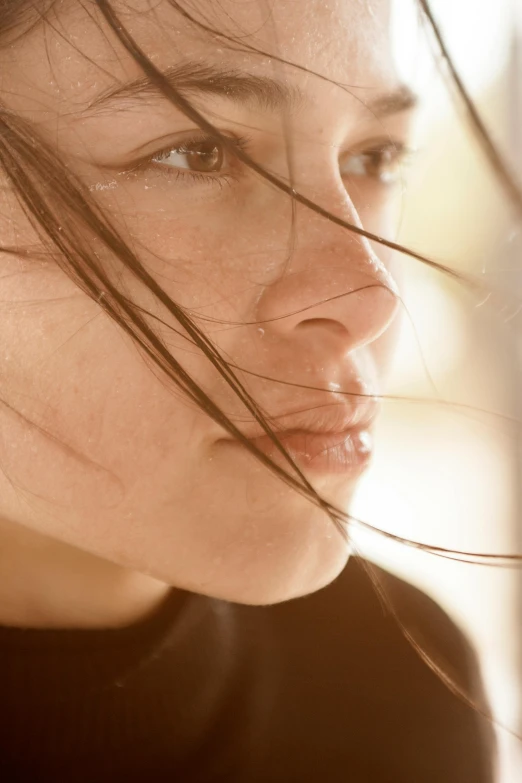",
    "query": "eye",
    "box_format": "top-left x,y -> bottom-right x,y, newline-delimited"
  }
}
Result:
340,141 -> 412,185
152,137 -> 225,173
